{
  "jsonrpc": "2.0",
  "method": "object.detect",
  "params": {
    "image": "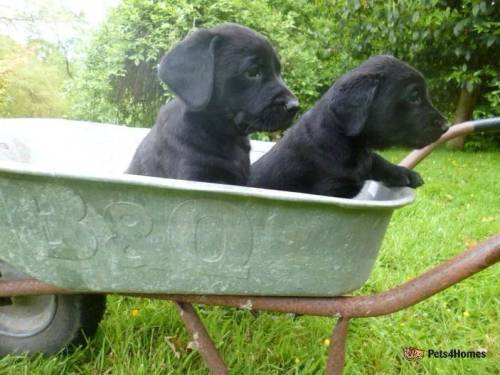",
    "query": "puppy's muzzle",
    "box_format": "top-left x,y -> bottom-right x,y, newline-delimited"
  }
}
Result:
419,117 -> 448,147
431,109 -> 448,134
274,93 -> 300,117
255,86 -> 299,132
436,119 -> 448,134
284,98 -> 300,117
